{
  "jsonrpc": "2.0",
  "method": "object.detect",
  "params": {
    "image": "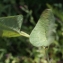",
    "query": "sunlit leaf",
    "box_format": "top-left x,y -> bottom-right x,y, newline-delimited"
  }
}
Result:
29,9 -> 56,47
